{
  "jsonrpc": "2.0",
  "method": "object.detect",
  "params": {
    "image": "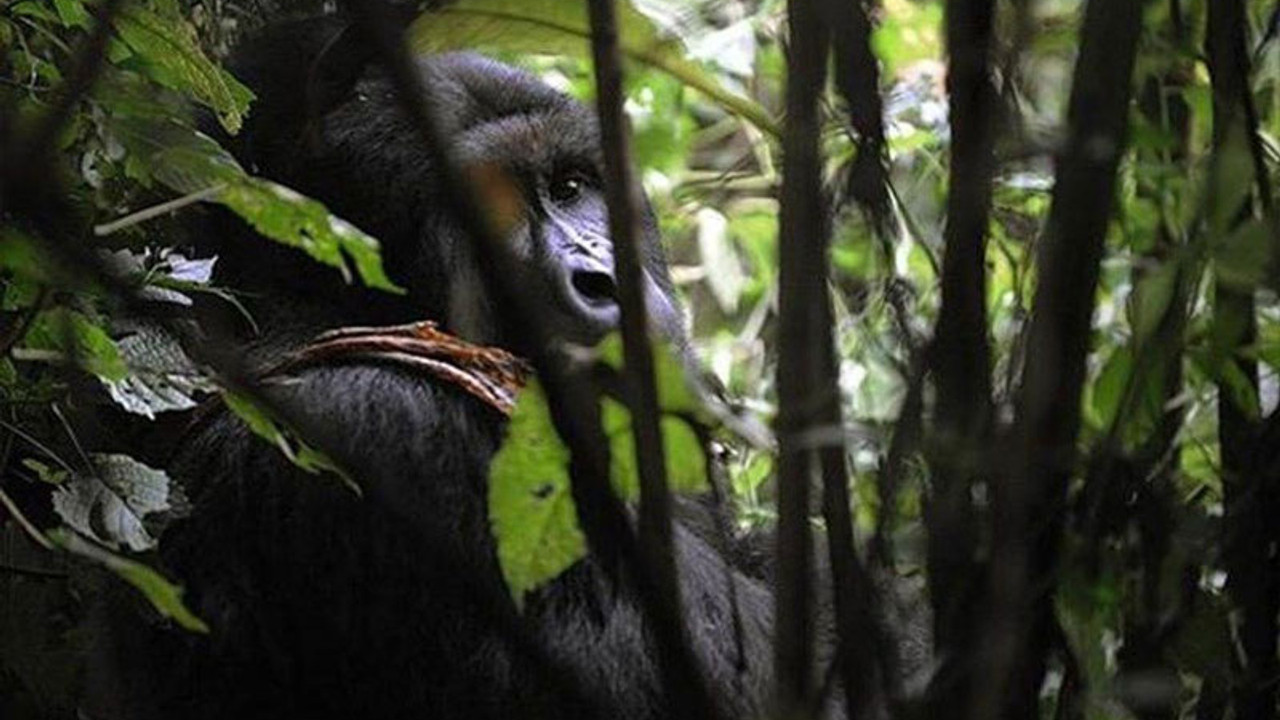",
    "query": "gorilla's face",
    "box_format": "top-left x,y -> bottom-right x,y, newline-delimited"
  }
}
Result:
220,44 -> 686,356
424,55 -> 684,352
